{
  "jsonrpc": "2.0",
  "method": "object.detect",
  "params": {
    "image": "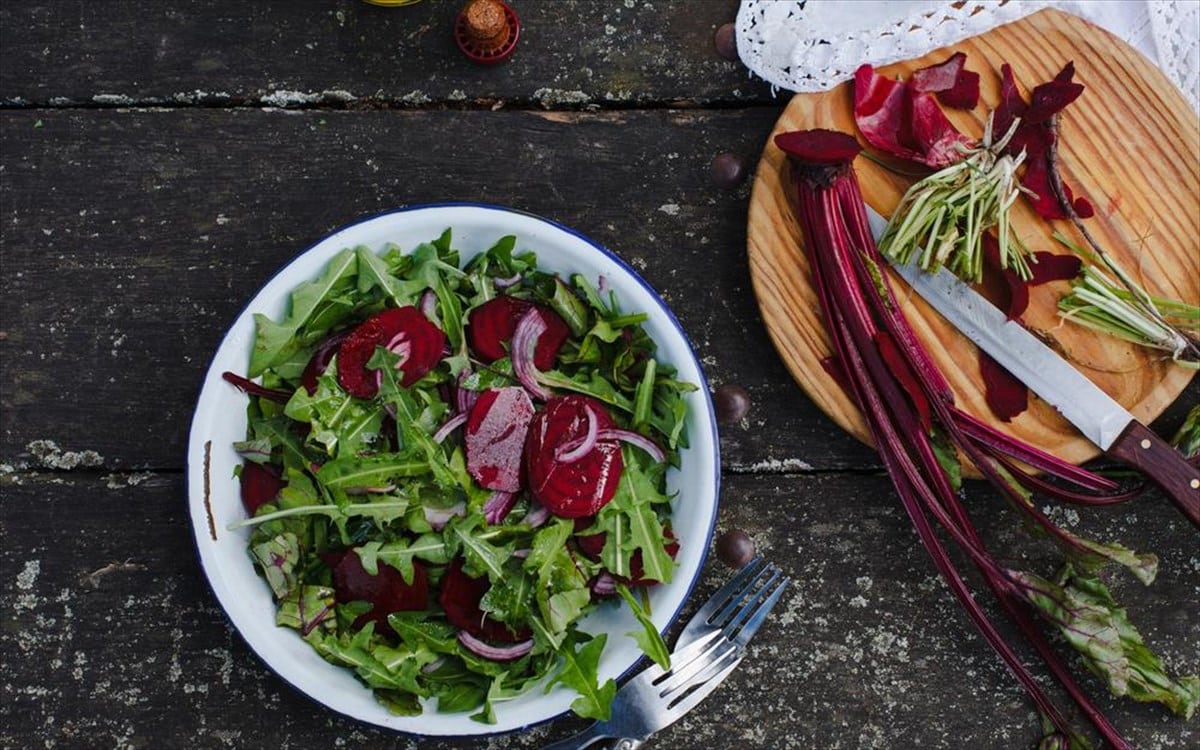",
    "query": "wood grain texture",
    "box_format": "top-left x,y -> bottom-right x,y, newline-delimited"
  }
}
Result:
747,9 -> 1199,465
0,0 -> 770,108
3,472 -> 1197,750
